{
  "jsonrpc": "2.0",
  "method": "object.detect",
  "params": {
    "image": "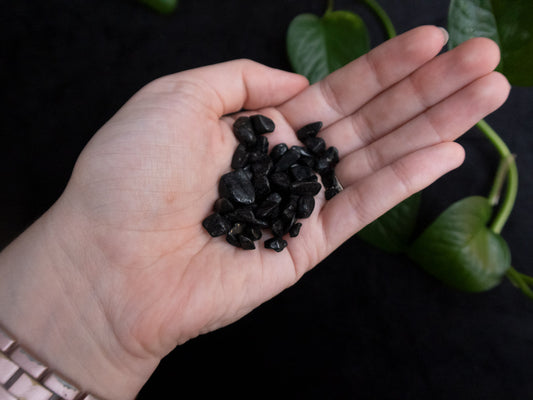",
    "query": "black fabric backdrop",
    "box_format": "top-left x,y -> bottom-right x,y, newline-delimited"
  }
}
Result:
2,1 -> 533,399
